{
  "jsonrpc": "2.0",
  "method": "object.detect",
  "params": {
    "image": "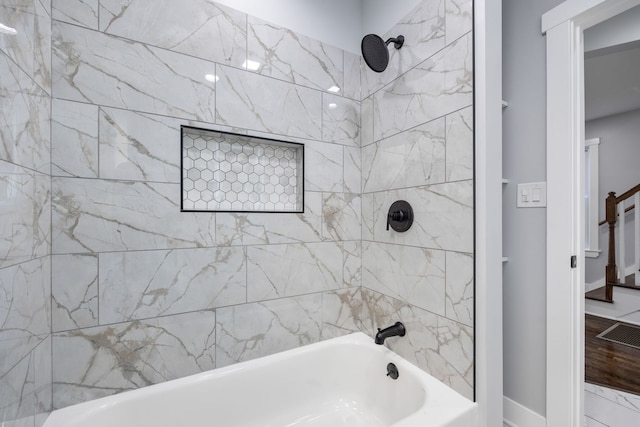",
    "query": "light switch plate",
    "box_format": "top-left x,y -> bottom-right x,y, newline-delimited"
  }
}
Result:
517,182 -> 547,208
